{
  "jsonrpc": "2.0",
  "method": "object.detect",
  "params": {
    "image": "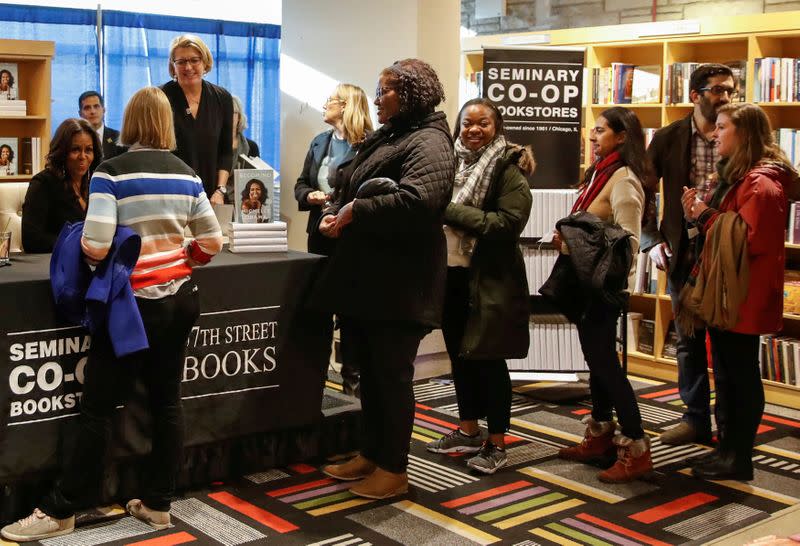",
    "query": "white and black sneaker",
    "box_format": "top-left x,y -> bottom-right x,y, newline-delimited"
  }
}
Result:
426,428 -> 485,454
466,442 -> 508,474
